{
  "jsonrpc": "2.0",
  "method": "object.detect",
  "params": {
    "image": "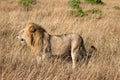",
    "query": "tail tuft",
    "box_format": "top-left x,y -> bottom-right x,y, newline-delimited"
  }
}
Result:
85,45 -> 97,64
91,45 -> 97,51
